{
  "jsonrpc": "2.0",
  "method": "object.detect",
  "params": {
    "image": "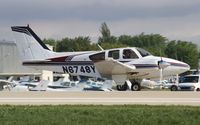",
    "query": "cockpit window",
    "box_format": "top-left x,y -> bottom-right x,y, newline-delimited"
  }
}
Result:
136,48 -> 151,57
123,49 -> 138,59
108,50 -> 119,59
89,52 -> 105,62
